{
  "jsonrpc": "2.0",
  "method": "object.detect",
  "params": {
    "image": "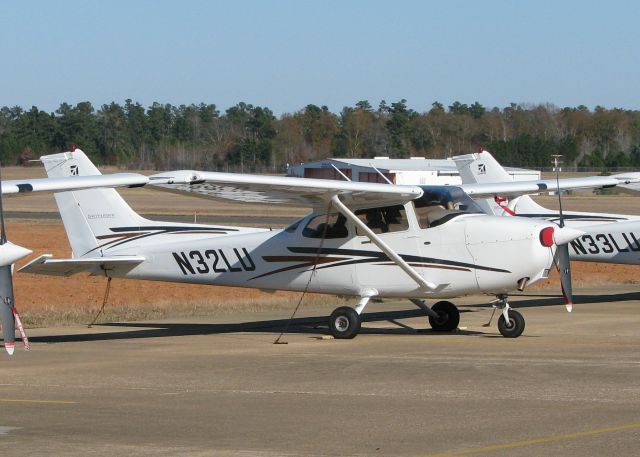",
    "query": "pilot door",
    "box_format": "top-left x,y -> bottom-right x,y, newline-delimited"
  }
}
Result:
294,211 -> 356,294
352,203 -> 420,294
